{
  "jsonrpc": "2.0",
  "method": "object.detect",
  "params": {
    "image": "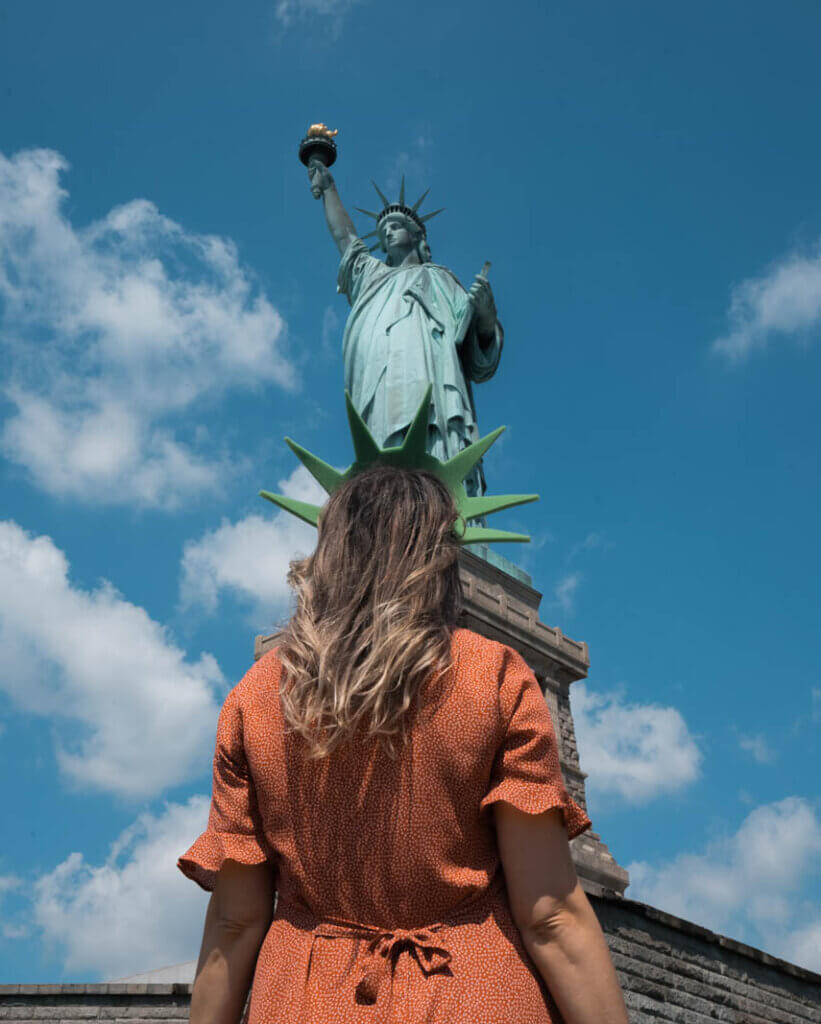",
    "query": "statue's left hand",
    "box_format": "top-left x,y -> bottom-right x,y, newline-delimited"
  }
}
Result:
468,273 -> 497,335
